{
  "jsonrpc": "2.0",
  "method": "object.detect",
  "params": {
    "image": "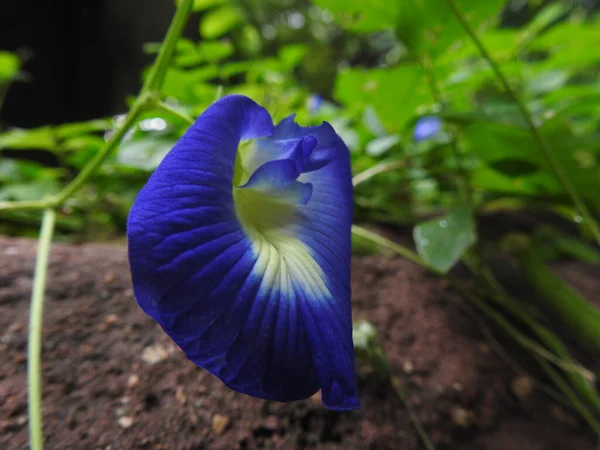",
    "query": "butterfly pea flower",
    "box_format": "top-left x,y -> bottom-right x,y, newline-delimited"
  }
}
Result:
127,95 -> 360,410
413,115 -> 442,141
